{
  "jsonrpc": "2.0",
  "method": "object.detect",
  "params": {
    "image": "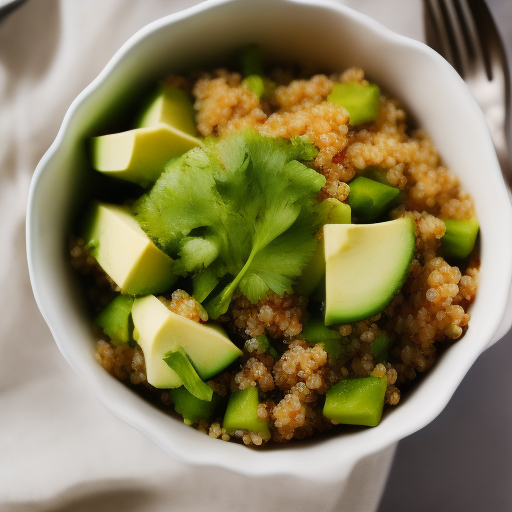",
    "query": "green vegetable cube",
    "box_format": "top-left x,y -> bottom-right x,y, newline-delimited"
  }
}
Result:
302,318 -> 343,363
348,176 -> 400,222
328,82 -> 380,126
95,294 -> 134,346
440,218 -> 479,259
242,75 -> 265,98
370,335 -> 392,363
223,387 -> 269,435
323,376 -> 387,427
170,387 -> 220,425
